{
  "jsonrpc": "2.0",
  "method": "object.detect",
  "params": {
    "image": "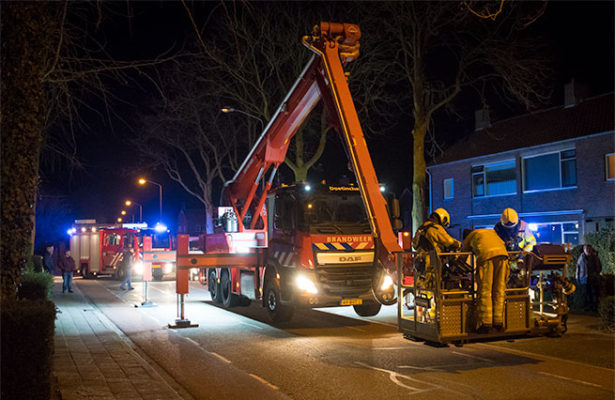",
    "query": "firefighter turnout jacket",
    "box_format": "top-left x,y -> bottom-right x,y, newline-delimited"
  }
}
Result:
494,220 -> 536,252
462,229 -> 509,327
412,220 -> 461,253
